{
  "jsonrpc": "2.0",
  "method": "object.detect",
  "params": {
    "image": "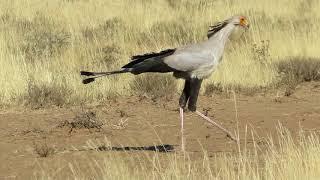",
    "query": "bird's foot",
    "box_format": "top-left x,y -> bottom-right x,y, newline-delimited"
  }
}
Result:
195,110 -> 238,142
